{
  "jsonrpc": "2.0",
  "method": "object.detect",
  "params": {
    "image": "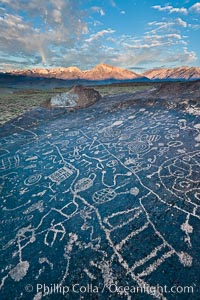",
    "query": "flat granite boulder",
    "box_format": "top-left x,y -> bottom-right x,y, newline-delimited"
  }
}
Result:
50,85 -> 101,108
